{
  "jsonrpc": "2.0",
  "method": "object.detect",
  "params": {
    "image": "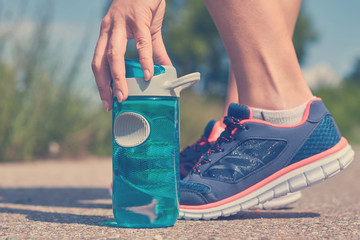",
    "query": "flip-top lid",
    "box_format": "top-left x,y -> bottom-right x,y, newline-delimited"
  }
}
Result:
113,59 -> 200,98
